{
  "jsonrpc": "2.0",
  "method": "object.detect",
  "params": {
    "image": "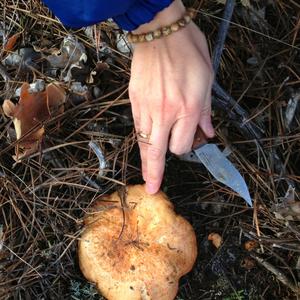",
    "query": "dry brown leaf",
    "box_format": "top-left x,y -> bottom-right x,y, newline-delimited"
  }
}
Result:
4,32 -> 21,52
208,233 -> 223,249
244,240 -> 259,251
2,82 -> 66,161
